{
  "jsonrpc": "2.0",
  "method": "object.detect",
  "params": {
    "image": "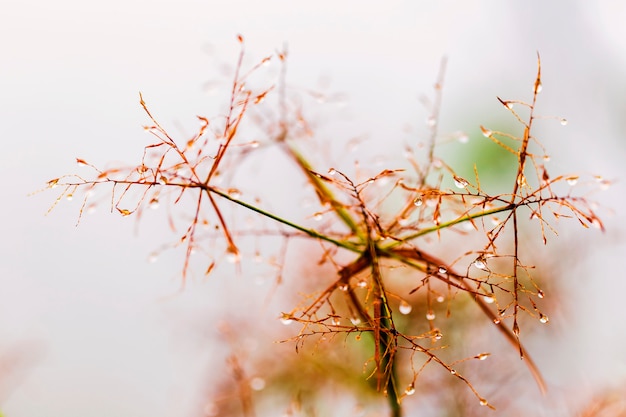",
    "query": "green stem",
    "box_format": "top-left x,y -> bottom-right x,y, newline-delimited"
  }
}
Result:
282,142 -> 366,241
205,185 -> 363,253
384,203 -> 515,249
